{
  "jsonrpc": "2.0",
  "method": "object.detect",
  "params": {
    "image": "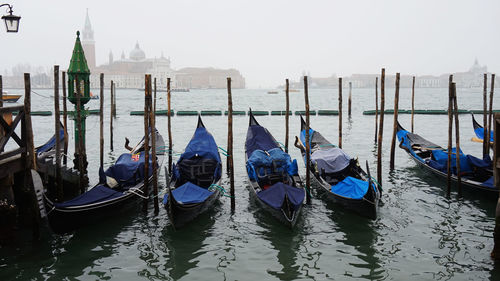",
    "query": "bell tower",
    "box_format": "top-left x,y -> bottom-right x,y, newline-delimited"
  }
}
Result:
81,9 -> 96,70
